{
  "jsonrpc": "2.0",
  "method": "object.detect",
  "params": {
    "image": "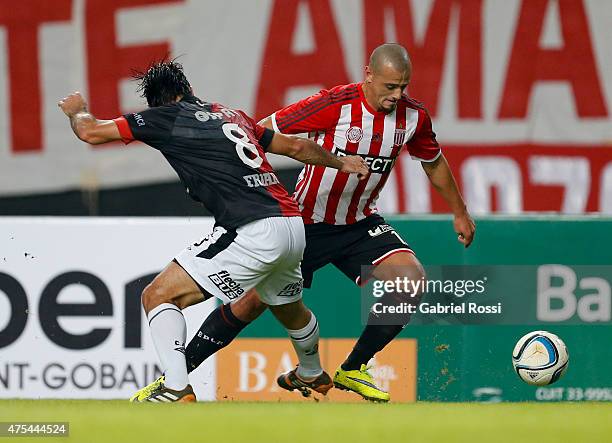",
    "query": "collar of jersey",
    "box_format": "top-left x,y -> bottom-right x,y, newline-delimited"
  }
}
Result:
180,94 -> 203,105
